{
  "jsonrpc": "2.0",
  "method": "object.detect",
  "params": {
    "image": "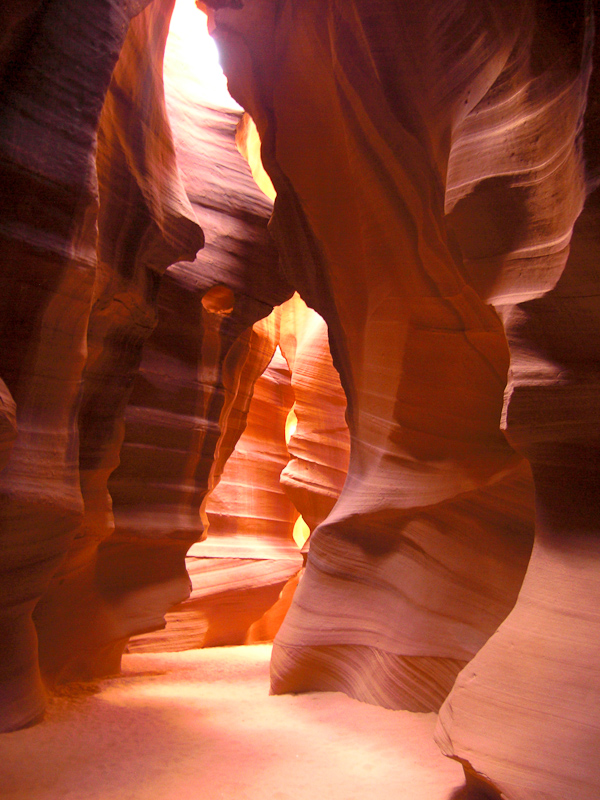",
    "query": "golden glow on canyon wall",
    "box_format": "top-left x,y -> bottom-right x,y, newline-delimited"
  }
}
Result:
2,3 -> 599,799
